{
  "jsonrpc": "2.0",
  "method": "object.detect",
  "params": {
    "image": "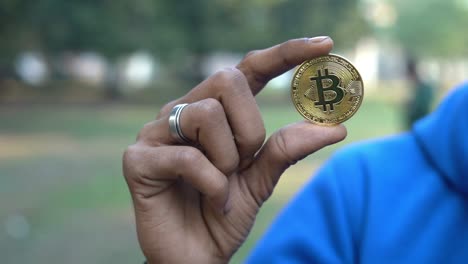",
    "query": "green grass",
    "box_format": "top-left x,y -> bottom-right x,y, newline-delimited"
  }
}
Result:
0,97 -> 402,264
